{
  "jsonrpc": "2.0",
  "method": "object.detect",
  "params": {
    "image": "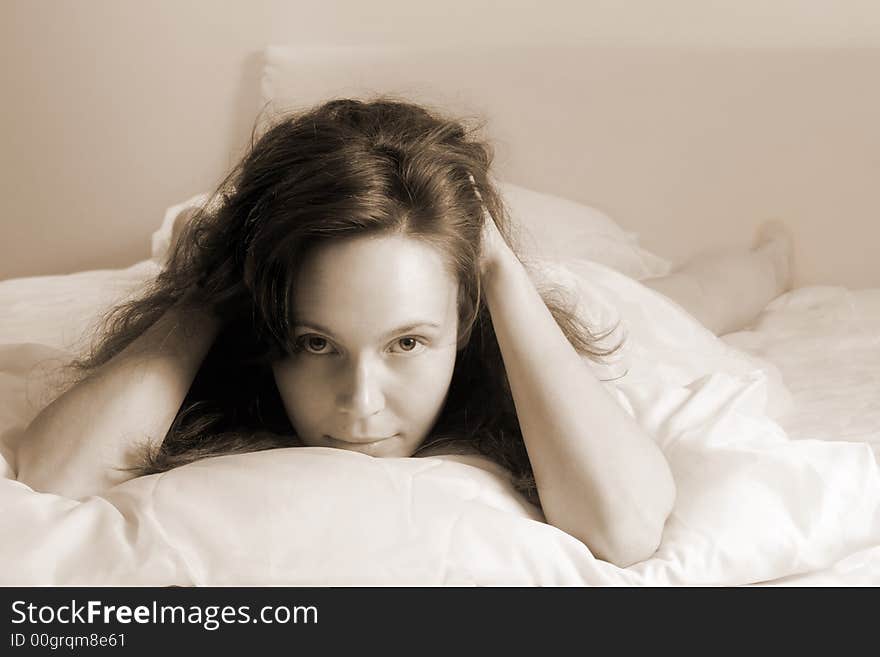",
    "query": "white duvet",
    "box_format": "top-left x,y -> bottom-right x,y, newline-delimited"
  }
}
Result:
2,258 -> 879,585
